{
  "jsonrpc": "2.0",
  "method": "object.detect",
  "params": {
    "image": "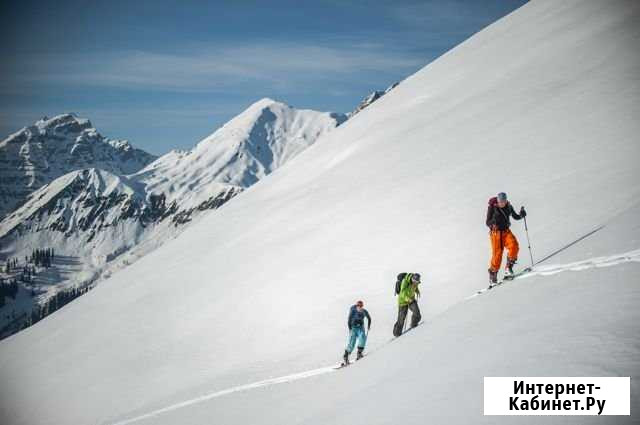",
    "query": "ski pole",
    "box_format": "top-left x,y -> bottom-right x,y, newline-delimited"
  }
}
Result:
523,214 -> 534,268
534,224 -> 604,267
